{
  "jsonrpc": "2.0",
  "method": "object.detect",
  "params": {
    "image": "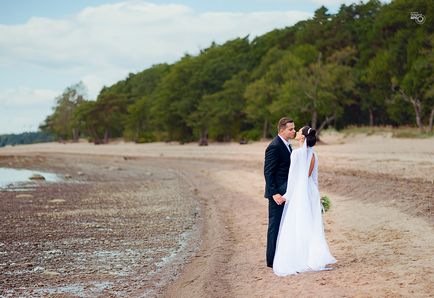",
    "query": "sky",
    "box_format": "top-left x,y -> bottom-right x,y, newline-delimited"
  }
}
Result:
0,0 -> 384,134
